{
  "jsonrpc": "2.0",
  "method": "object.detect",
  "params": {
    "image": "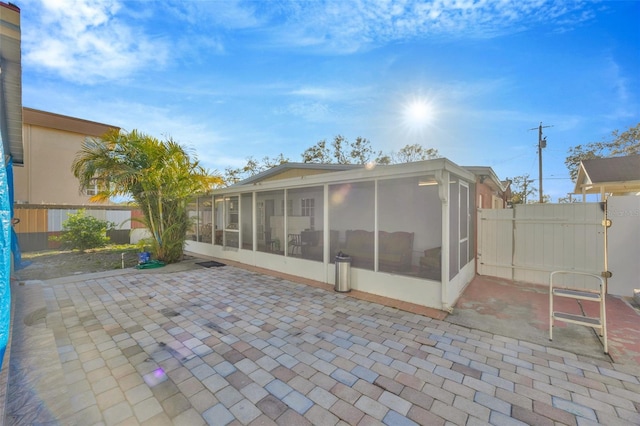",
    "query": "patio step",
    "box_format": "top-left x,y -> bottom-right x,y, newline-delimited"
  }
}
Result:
552,288 -> 601,300
549,271 -> 607,354
552,311 -> 601,326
